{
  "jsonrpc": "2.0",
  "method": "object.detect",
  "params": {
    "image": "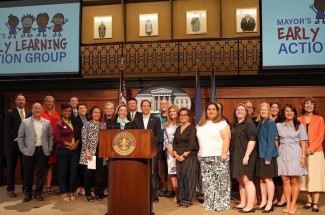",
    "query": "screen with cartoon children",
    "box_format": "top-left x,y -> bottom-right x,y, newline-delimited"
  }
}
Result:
0,0 -> 81,77
261,0 -> 325,70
